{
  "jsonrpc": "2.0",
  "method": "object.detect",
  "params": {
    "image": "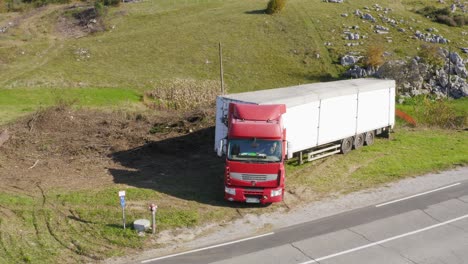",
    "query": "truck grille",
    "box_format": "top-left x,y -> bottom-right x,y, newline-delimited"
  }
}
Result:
230,173 -> 277,182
